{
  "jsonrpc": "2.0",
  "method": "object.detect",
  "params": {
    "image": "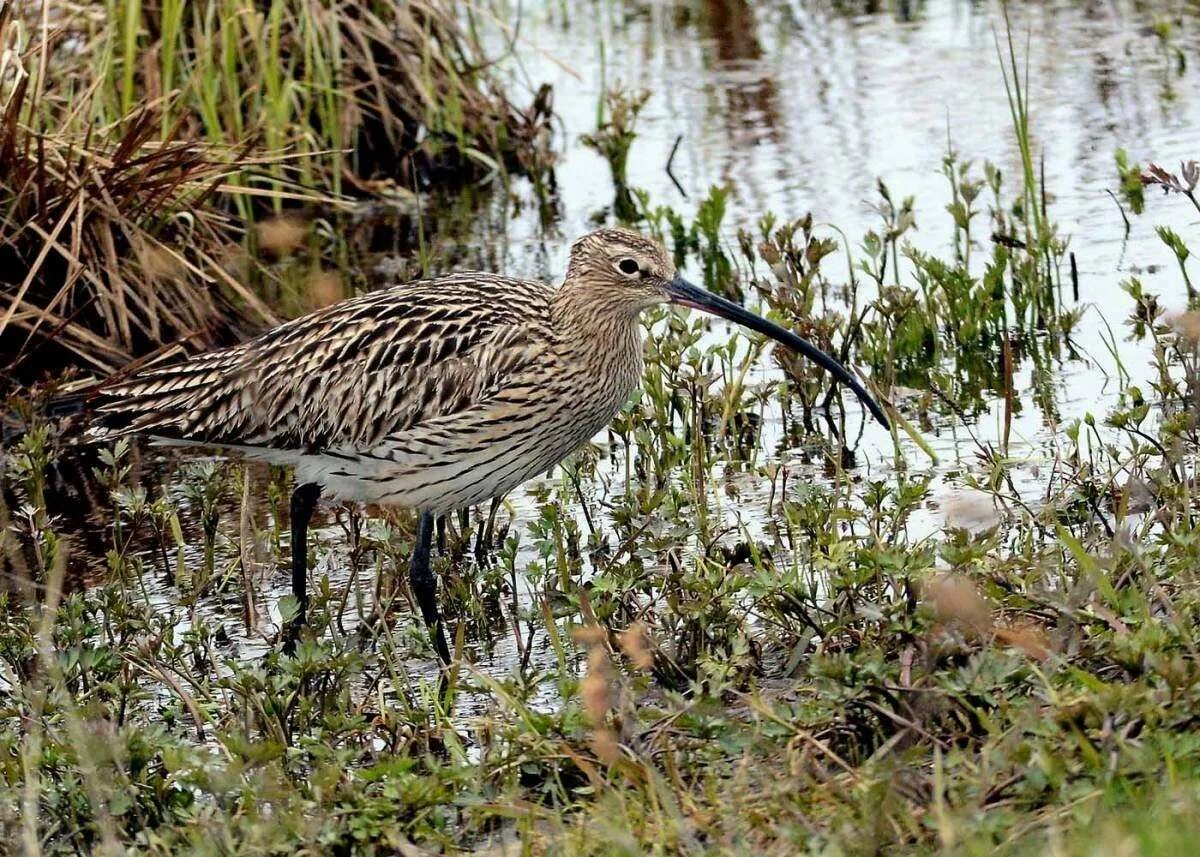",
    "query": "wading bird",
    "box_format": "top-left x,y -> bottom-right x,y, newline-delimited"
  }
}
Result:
94,228 -> 889,663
